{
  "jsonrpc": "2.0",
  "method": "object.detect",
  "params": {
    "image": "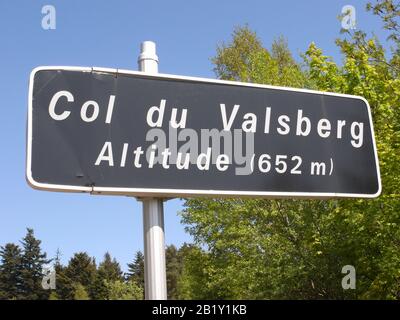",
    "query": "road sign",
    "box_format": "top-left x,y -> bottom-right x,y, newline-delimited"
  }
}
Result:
26,66 -> 381,198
